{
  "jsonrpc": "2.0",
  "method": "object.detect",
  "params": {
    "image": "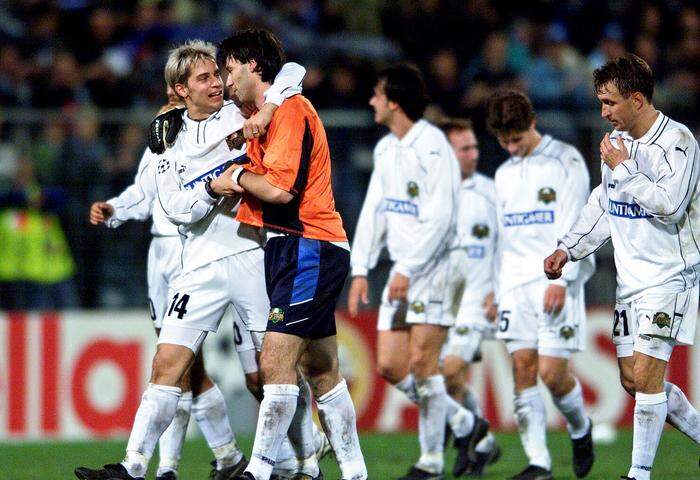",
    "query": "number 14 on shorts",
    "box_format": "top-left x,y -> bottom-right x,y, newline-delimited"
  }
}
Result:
168,293 -> 191,319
